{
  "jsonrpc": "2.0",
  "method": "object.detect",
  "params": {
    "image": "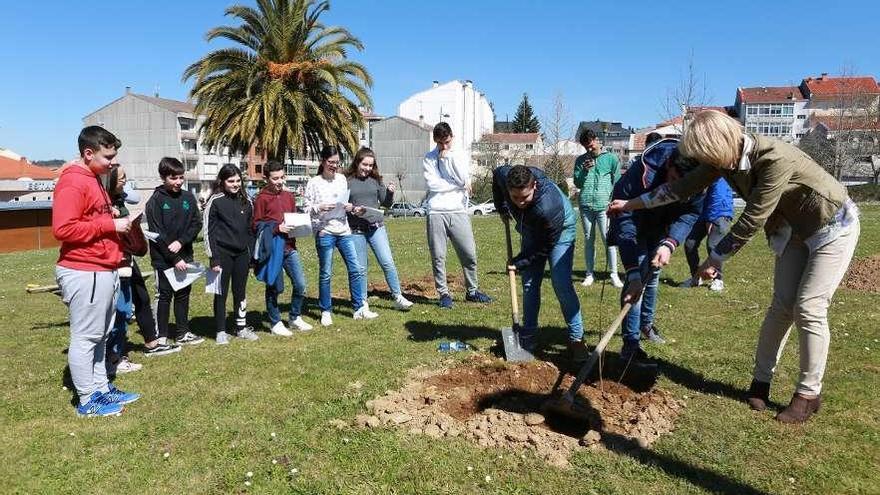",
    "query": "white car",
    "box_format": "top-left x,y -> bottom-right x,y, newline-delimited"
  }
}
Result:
467,201 -> 496,215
